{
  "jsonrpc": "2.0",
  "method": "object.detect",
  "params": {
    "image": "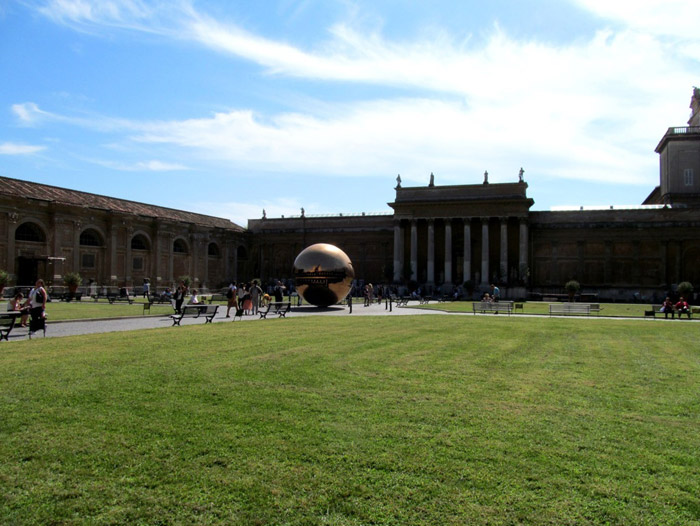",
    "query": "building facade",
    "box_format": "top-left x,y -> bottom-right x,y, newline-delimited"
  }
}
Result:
2,90 -> 700,299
